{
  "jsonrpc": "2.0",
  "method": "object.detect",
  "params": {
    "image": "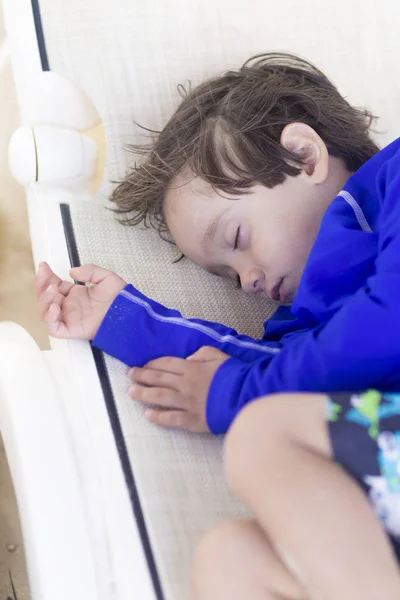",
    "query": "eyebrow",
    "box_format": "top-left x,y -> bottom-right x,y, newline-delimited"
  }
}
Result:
201,209 -> 228,252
